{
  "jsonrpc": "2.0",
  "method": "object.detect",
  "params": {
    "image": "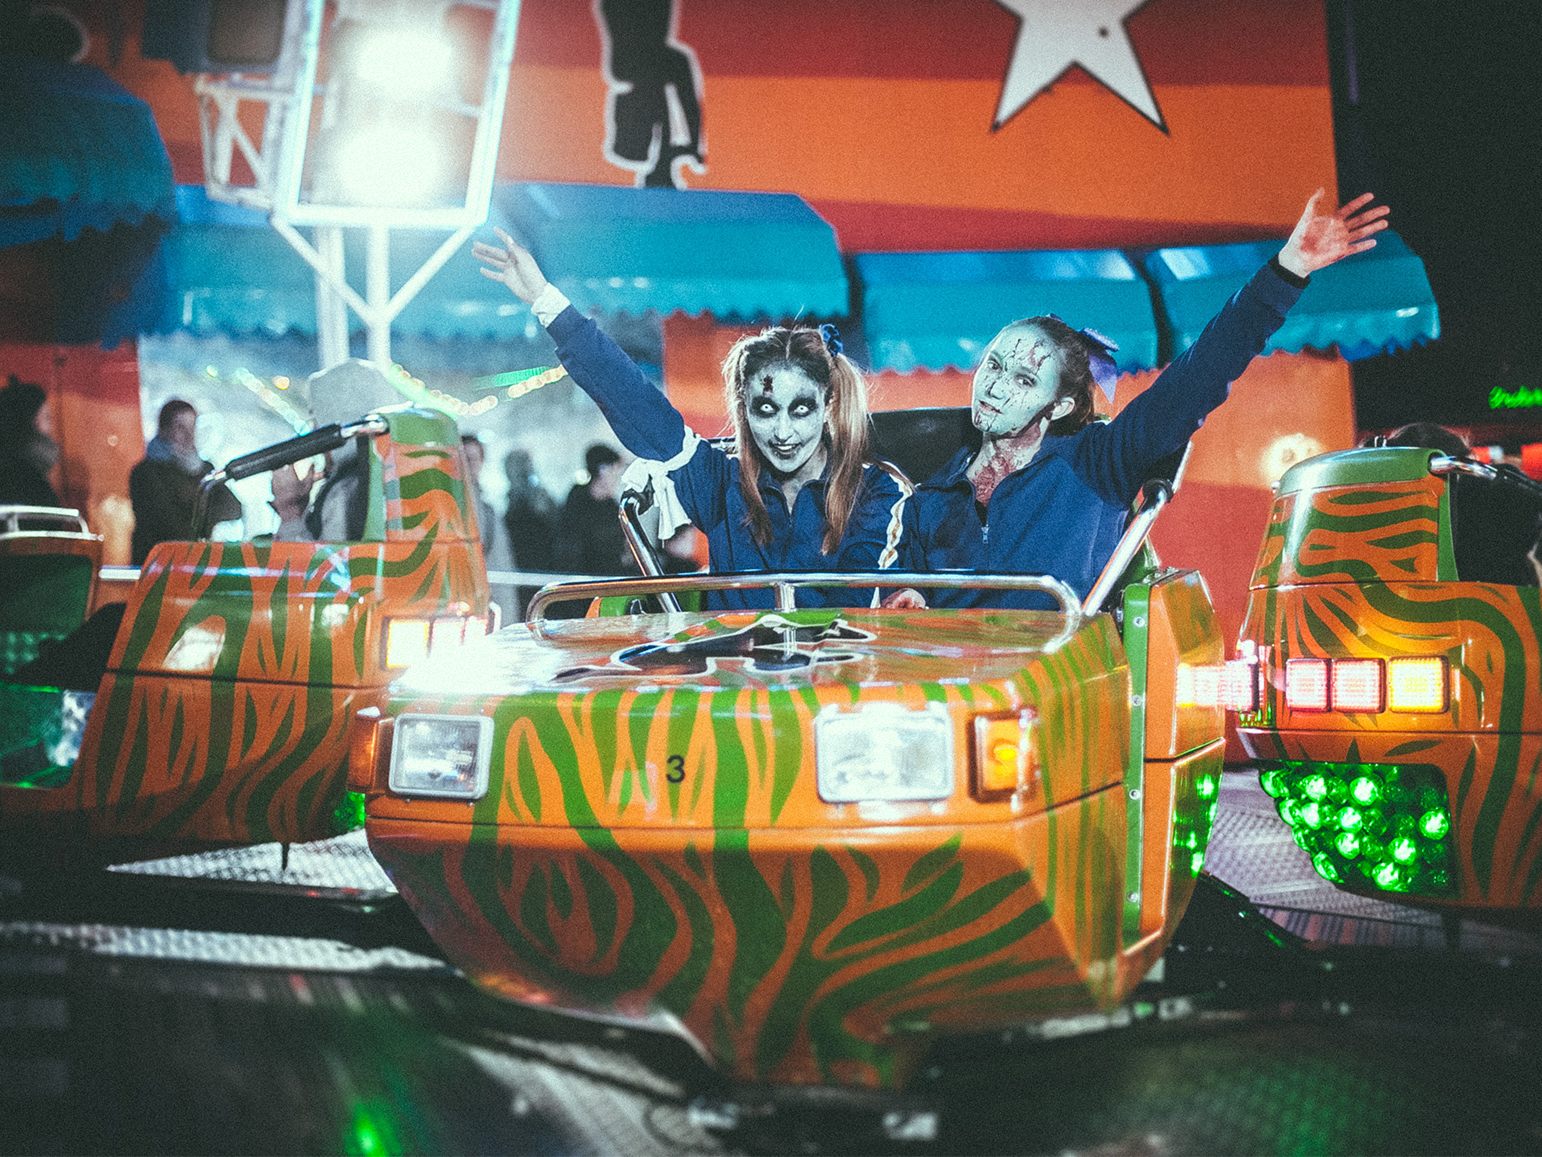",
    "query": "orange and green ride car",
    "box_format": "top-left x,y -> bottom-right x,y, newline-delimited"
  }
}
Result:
1232,446 -> 1542,914
351,435 -> 1228,1093
0,406 -> 490,857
